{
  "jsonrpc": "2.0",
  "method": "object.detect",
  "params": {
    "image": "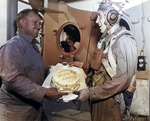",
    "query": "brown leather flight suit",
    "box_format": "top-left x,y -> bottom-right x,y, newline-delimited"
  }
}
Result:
91,65 -> 121,121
